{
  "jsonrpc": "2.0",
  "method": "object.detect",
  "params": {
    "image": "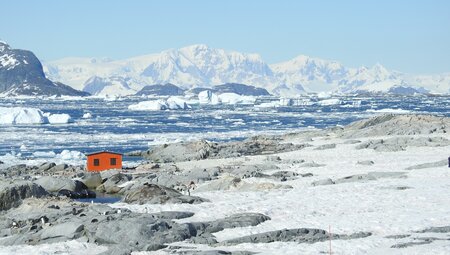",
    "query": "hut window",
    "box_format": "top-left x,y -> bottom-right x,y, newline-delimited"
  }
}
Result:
93,159 -> 100,166
110,158 -> 117,165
